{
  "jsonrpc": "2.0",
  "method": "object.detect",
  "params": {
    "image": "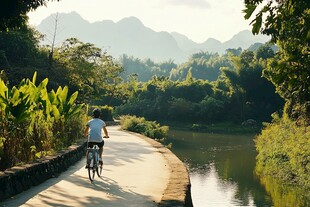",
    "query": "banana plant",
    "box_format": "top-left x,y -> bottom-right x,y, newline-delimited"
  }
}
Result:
0,72 -> 85,169
46,86 -> 83,122
0,77 -> 35,123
